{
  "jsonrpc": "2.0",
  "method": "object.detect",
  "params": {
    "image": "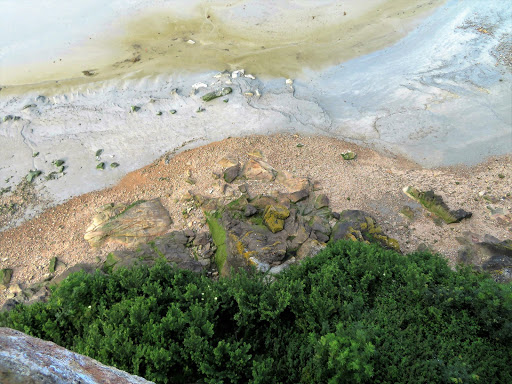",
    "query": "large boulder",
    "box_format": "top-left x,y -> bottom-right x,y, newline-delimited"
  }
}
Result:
0,328 -> 153,384
84,199 -> 172,247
